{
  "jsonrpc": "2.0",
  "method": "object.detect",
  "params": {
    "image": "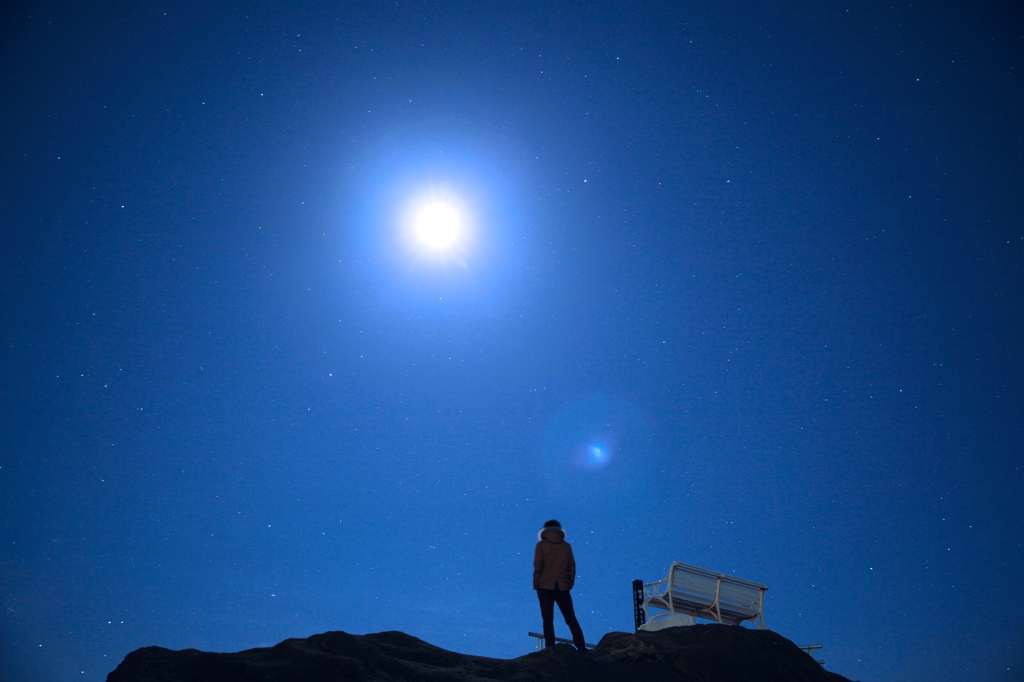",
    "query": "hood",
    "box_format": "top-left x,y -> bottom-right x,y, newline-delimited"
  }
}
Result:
538,526 -> 566,542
